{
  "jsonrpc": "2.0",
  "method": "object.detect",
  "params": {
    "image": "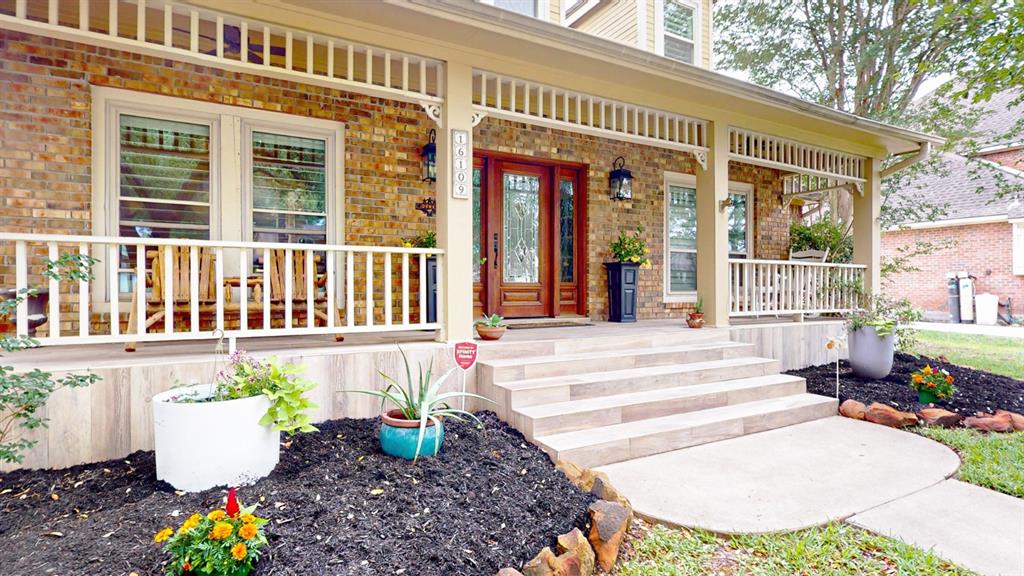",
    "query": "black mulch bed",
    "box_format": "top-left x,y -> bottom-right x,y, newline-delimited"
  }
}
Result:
0,412 -> 595,576
790,352 -> 1024,415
